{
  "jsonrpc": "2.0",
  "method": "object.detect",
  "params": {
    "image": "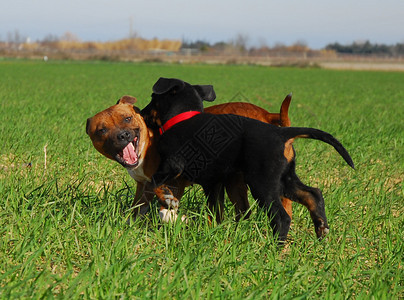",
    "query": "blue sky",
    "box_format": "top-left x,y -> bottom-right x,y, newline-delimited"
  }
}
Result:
1,0 -> 403,49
